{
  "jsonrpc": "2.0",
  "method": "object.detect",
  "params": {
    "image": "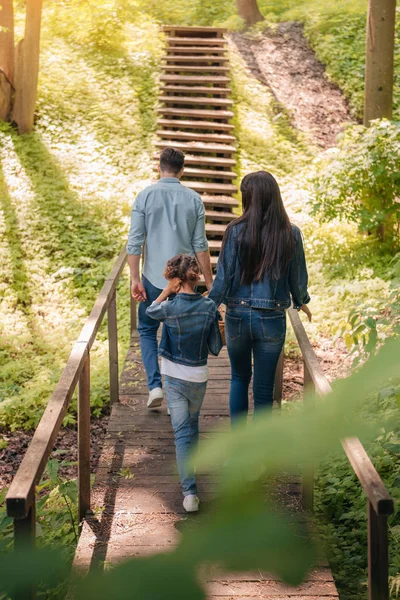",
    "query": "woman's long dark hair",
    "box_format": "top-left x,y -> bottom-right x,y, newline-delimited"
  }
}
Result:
227,171 -> 295,285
